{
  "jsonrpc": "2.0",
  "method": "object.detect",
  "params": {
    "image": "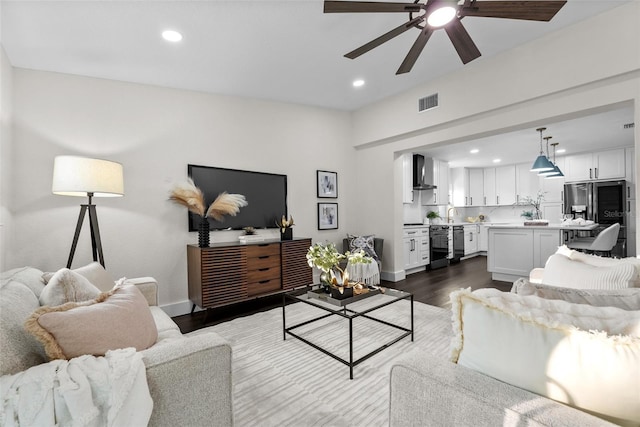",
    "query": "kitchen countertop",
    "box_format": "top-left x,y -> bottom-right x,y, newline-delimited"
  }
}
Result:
485,223 -> 599,231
